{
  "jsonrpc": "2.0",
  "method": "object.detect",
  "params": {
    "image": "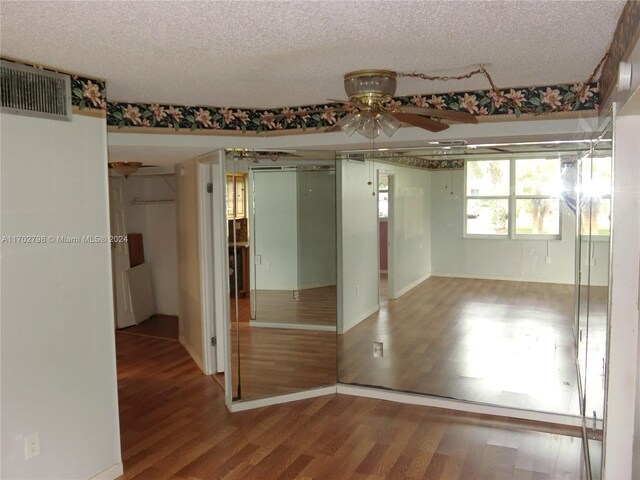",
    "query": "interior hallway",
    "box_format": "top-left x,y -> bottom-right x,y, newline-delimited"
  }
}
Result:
116,333 -> 586,479
339,276 -> 579,415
